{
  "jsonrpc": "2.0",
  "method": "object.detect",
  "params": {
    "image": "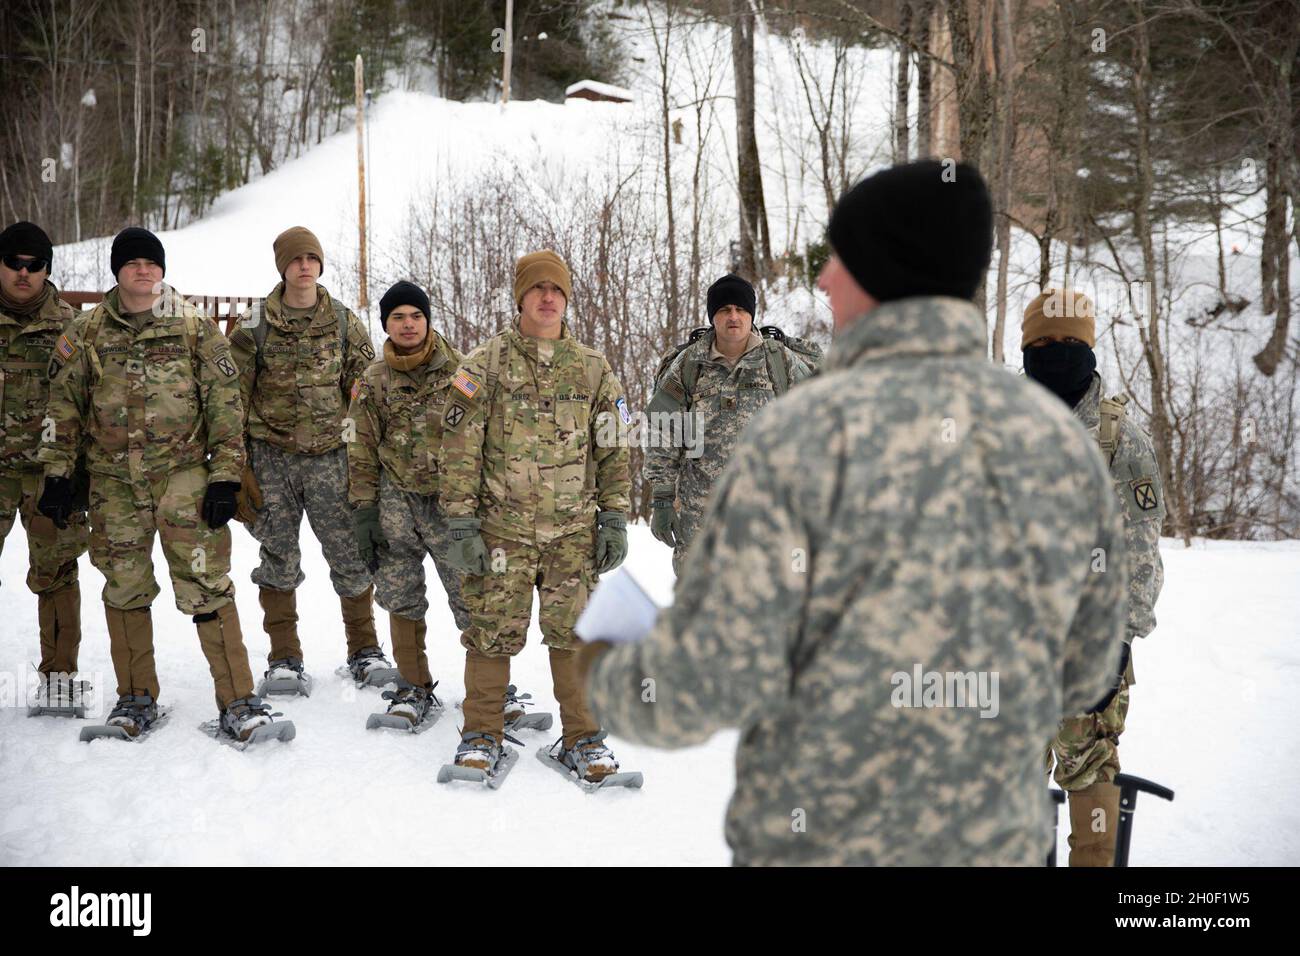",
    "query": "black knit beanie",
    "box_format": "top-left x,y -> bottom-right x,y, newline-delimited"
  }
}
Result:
827,160 -> 992,303
0,221 -> 54,270
380,280 -> 431,328
706,273 -> 757,322
110,227 -> 166,278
